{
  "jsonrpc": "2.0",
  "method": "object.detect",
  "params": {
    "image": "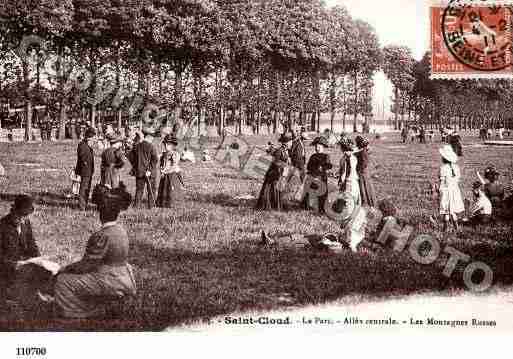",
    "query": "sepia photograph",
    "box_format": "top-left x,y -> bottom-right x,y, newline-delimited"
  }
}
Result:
0,0 -> 512,356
